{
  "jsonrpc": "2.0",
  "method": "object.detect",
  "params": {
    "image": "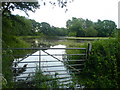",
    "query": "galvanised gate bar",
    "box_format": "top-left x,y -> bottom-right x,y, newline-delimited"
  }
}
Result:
3,44 -> 91,88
